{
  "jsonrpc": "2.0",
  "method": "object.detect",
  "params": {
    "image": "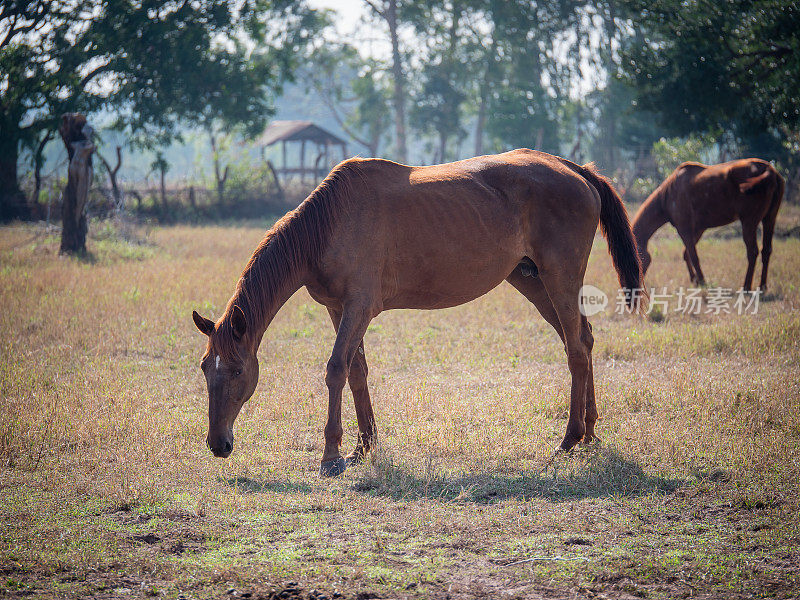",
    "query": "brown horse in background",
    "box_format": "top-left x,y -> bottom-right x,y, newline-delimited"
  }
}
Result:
632,159 -> 784,291
192,149 -> 642,476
